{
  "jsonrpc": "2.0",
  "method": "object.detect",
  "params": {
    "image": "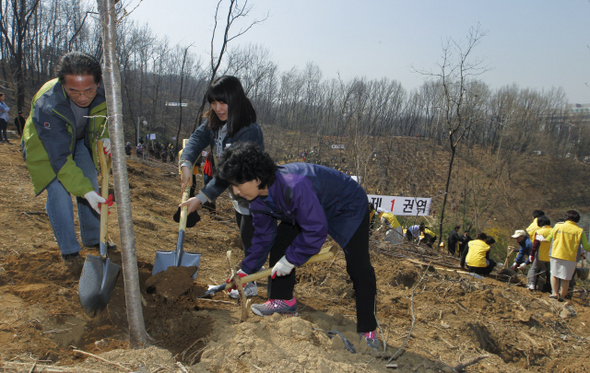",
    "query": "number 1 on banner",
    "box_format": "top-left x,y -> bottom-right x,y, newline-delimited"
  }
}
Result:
391,200 -> 395,211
